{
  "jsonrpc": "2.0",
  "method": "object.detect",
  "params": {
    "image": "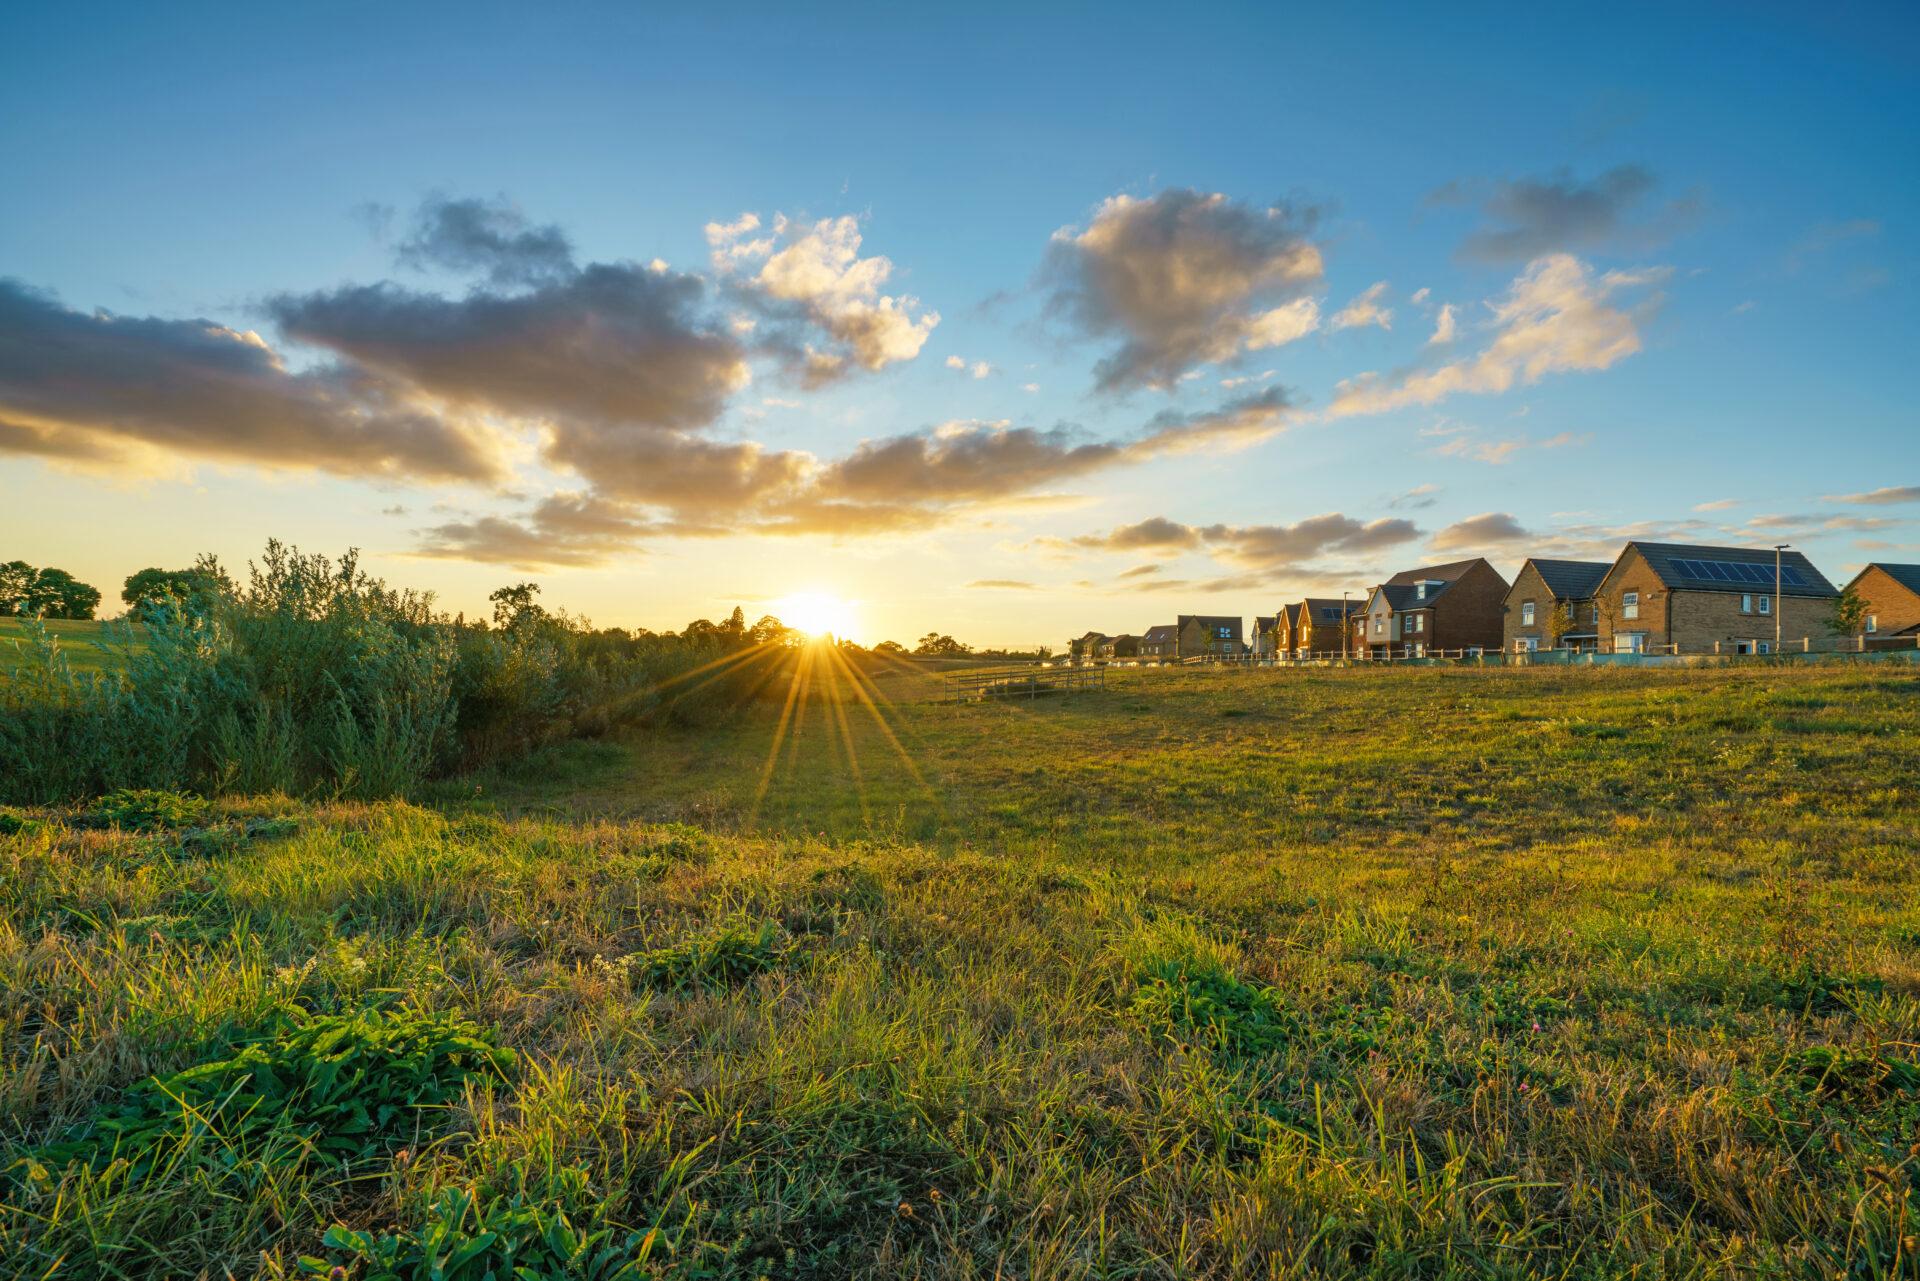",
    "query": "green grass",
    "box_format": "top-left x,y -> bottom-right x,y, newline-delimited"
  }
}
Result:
0,617 -> 142,676
2,664 -> 1918,1277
